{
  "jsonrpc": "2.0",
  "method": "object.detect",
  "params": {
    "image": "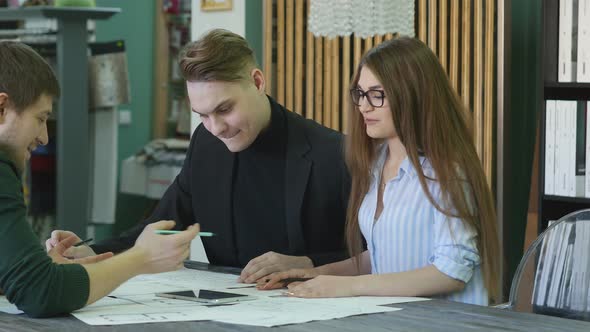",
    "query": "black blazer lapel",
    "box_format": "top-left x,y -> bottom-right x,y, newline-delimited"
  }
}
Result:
193,130 -> 238,266
284,112 -> 311,255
